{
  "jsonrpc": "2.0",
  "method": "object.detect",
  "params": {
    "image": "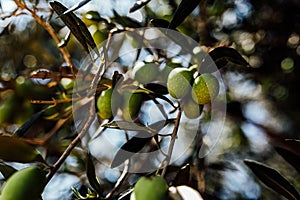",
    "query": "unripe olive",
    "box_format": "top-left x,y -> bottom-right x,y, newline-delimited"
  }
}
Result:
192,73 -> 219,105
122,91 -> 143,121
167,68 -> 193,99
133,63 -> 159,84
97,88 -> 114,119
0,166 -> 46,200
131,176 -> 168,200
183,99 -> 202,119
161,62 -> 181,82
